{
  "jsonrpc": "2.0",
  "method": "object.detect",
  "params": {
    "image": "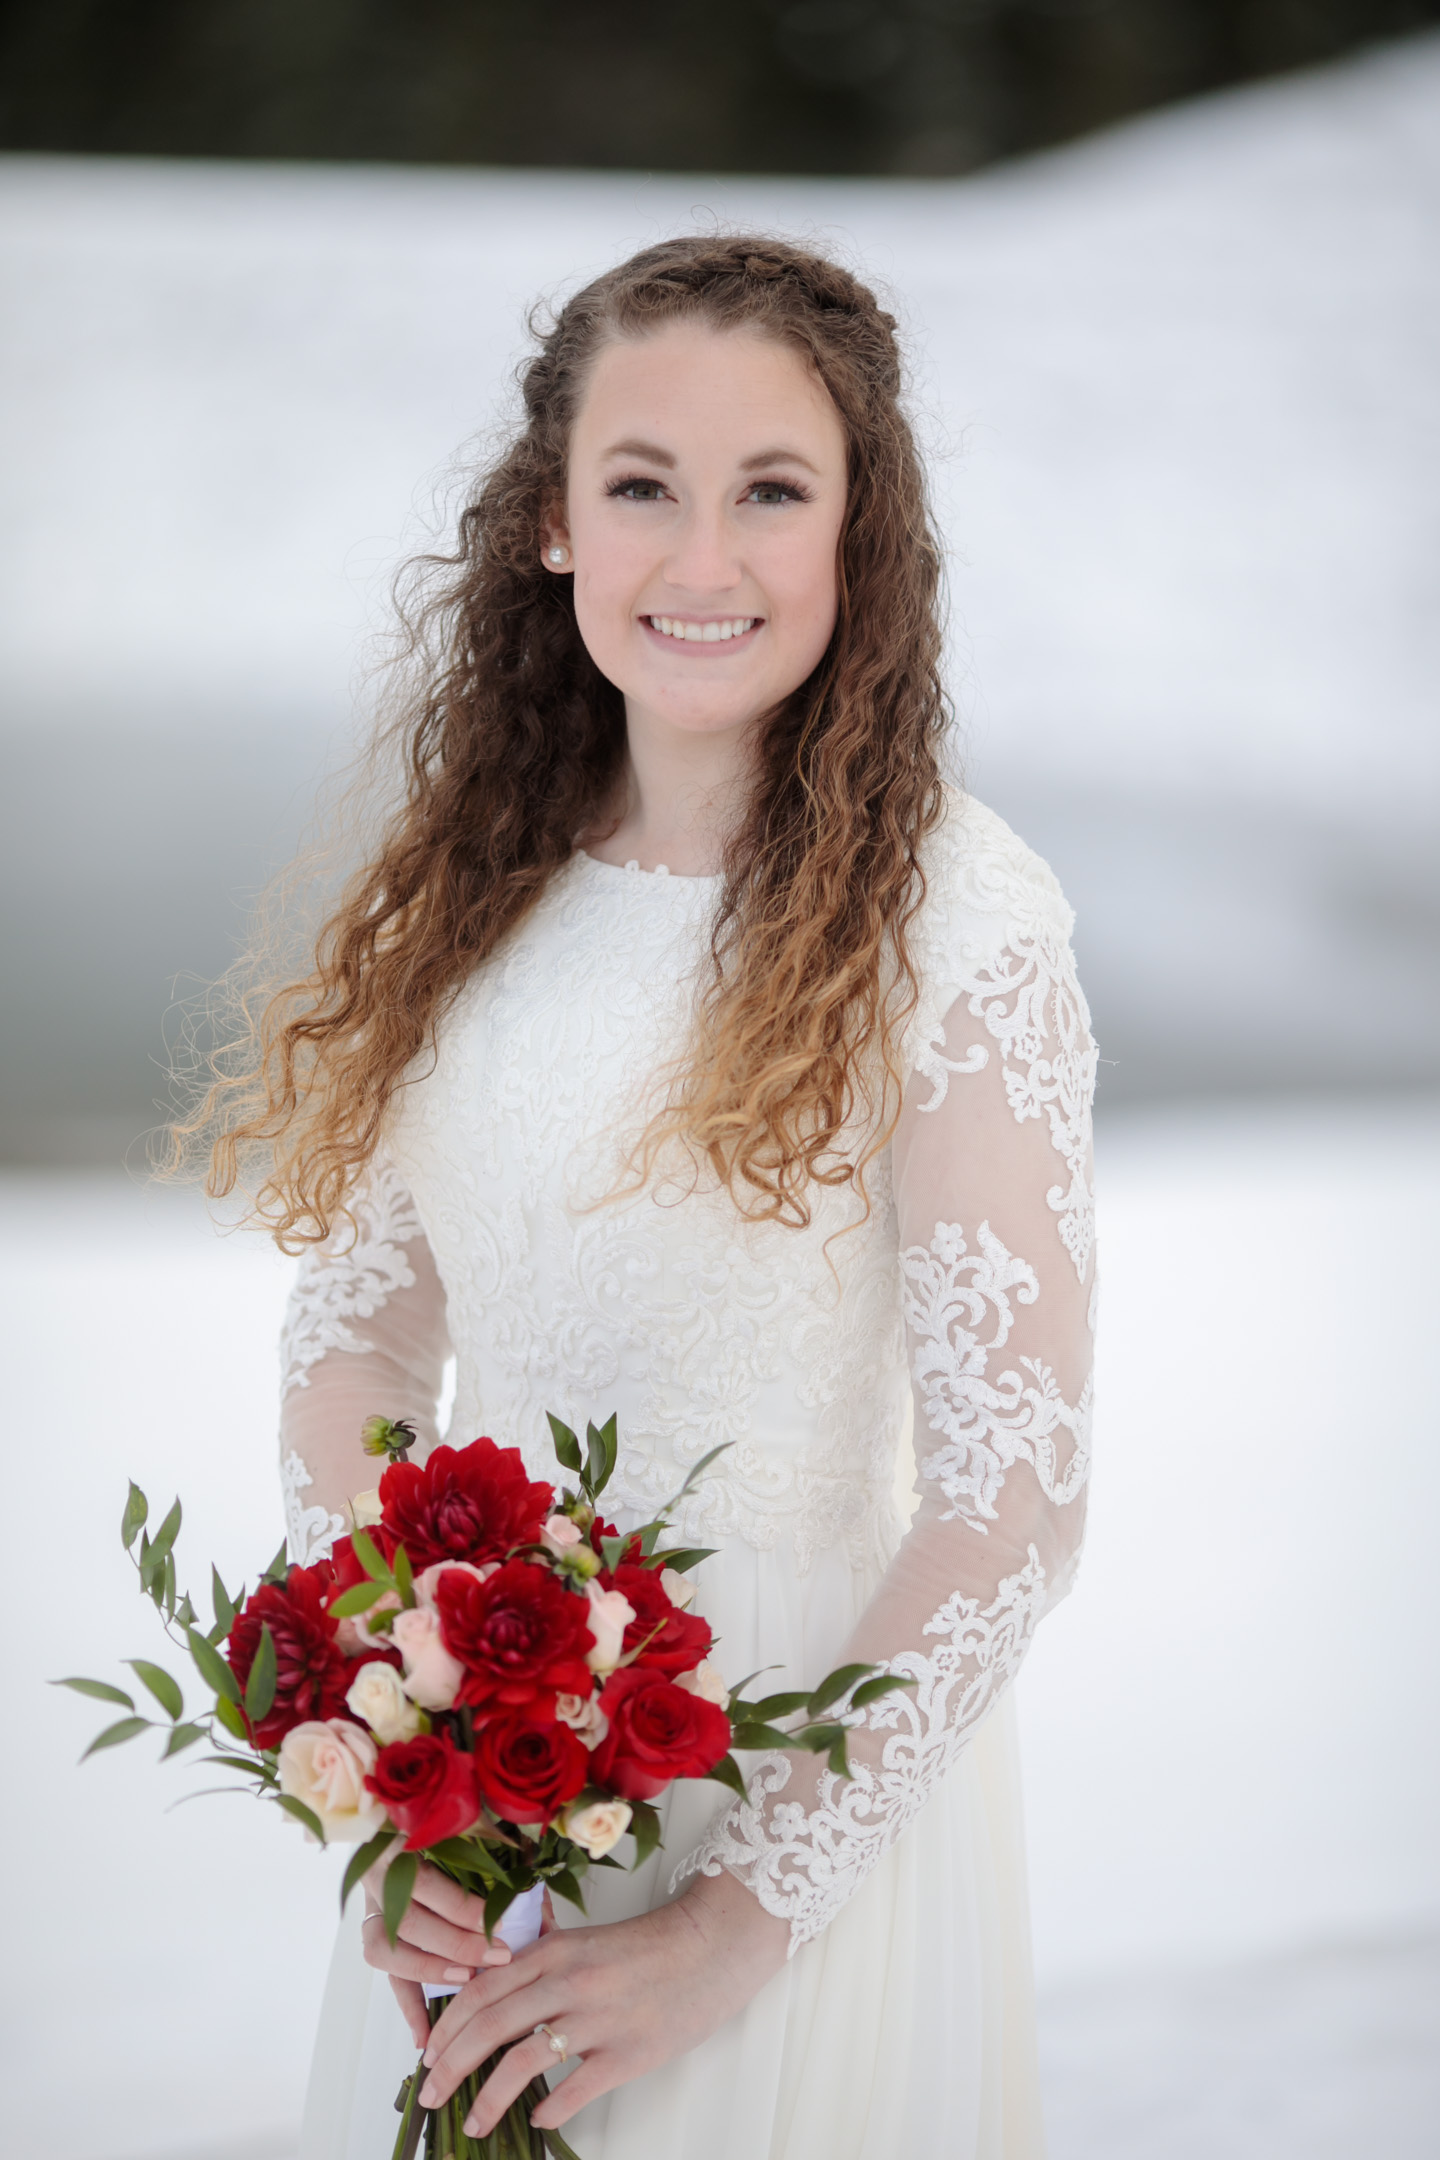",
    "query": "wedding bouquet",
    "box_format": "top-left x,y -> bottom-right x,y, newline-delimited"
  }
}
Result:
59,1413 -> 910,2160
